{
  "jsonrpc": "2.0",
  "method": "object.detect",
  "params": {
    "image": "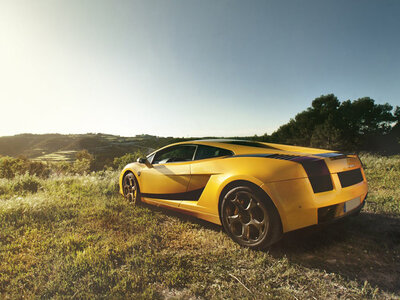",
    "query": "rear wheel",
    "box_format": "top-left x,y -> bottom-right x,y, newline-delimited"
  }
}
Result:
123,172 -> 140,205
221,185 -> 281,249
